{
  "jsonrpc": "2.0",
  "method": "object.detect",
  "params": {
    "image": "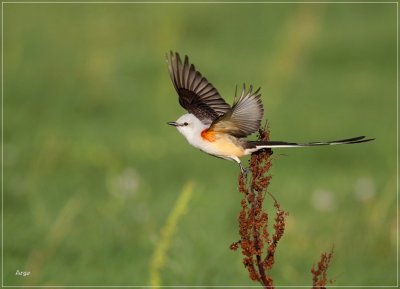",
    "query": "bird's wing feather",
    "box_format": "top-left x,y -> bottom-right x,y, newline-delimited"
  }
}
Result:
167,51 -> 231,124
208,85 -> 264,138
